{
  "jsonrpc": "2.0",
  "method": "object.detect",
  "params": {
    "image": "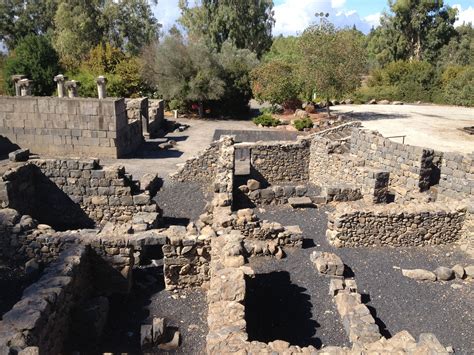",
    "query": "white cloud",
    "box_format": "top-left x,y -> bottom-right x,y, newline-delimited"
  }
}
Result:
331,0 -> 346,9
453,4 -> 474,26
364,12 -> 381,28
273,0 -> 375,36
